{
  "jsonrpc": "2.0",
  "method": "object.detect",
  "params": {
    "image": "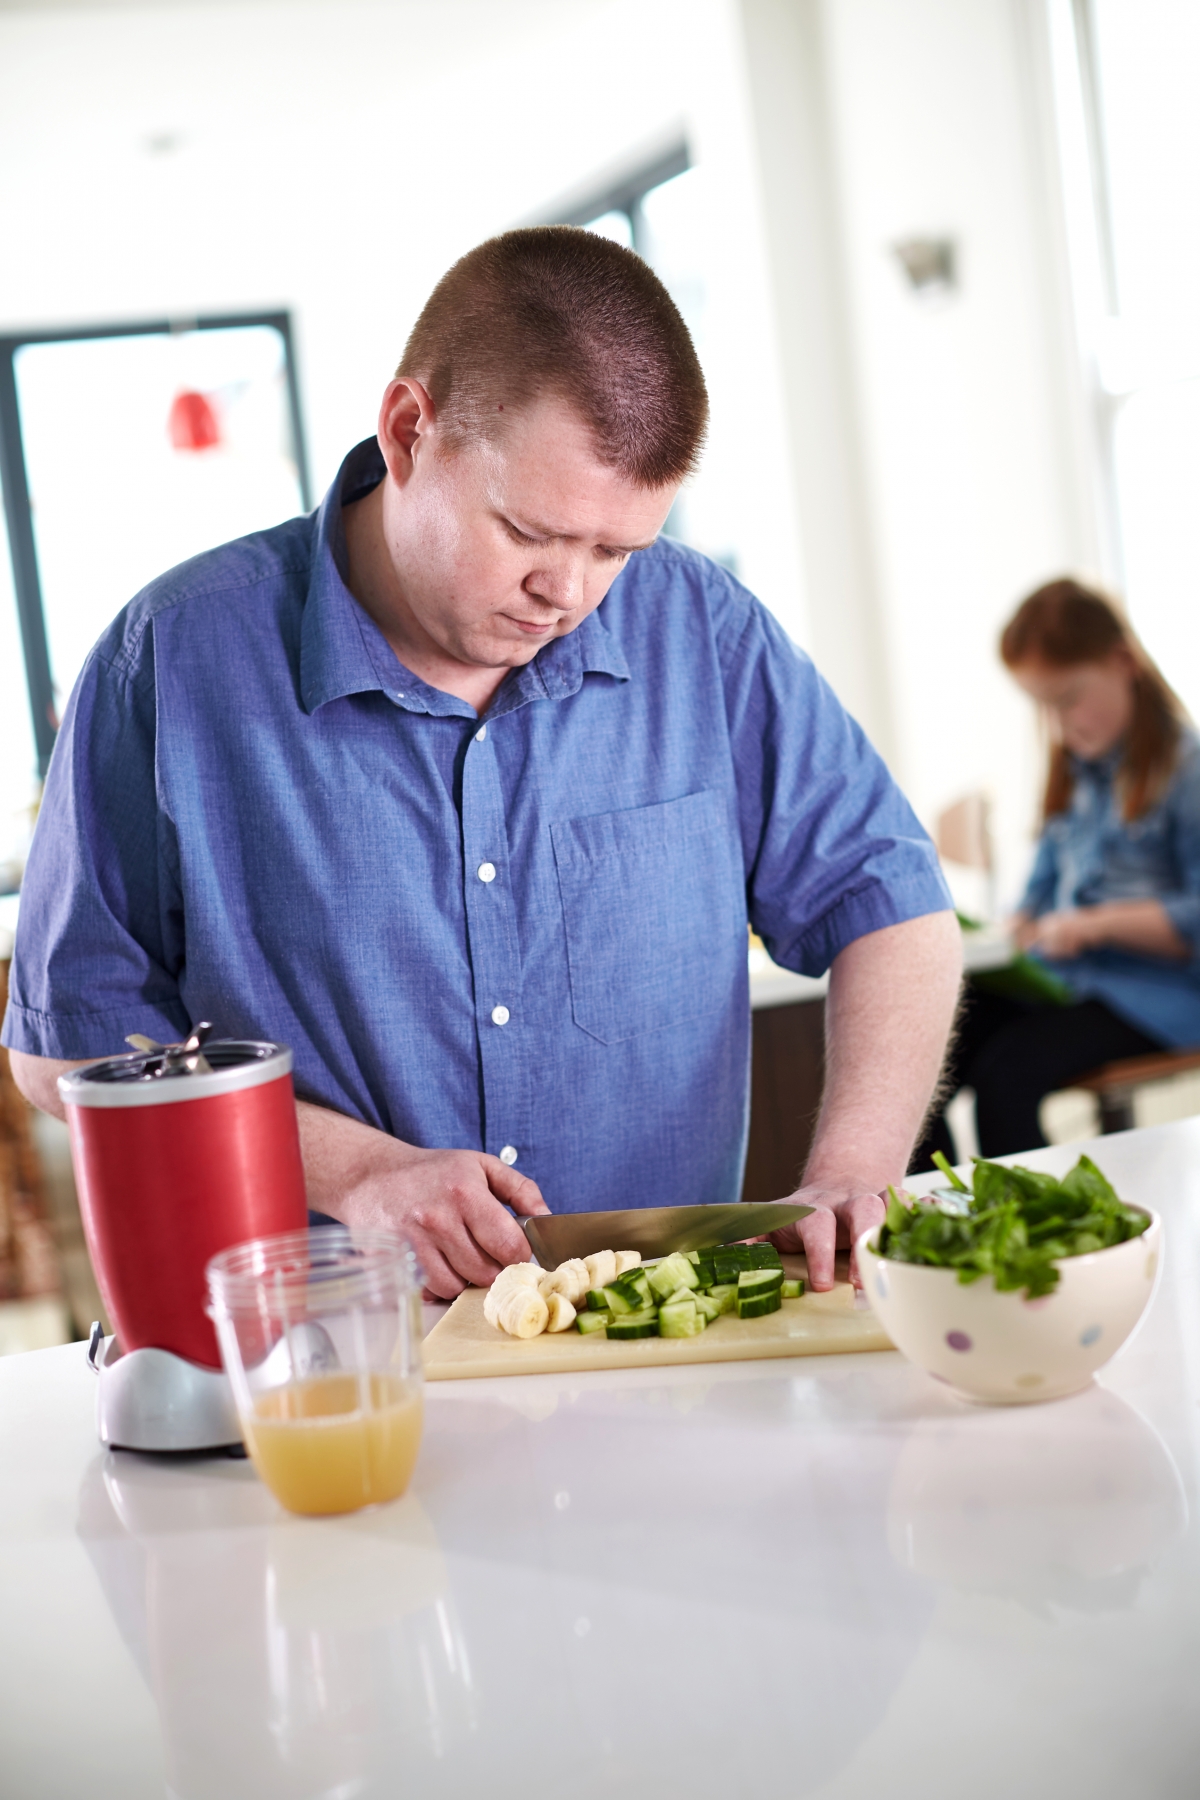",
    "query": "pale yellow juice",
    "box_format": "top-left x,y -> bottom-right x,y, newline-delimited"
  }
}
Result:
243,1372 -> 423,1515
